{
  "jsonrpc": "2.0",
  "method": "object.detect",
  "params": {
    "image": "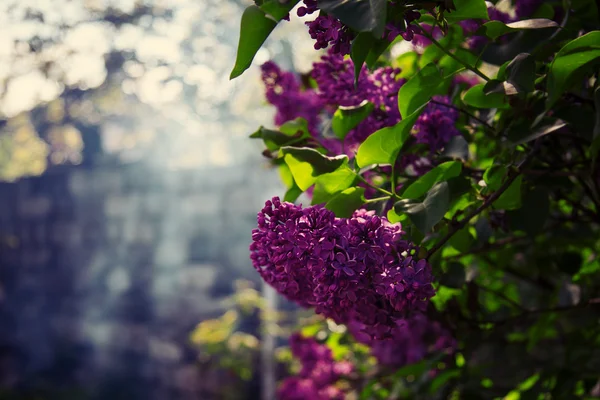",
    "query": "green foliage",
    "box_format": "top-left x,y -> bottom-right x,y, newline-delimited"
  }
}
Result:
331,101 -> 374,140
232,0 -> 600,398
356,105 -> 425,167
